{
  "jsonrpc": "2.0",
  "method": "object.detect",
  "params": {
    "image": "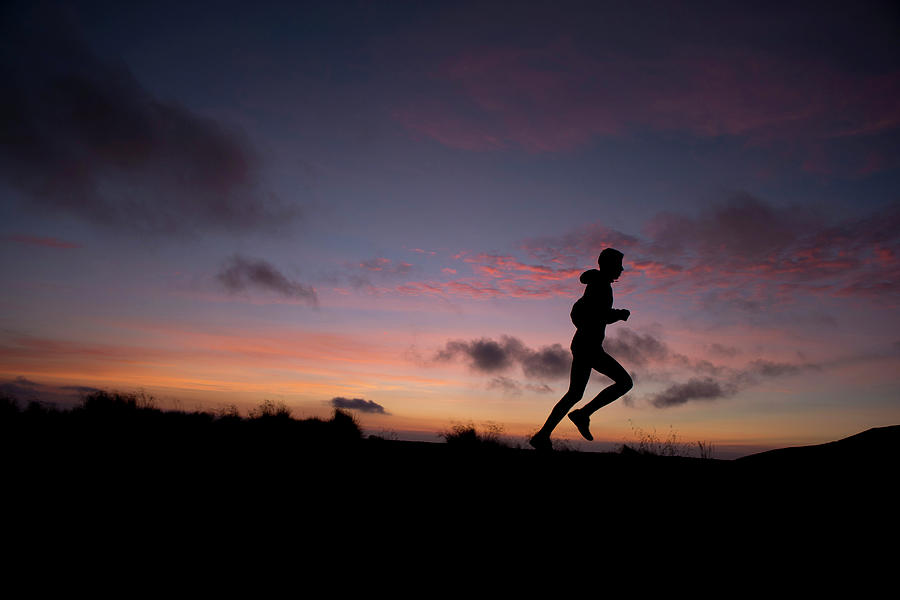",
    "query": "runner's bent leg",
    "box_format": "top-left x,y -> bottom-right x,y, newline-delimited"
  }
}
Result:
534,352 -> 592,438
580,351 -> 632,416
